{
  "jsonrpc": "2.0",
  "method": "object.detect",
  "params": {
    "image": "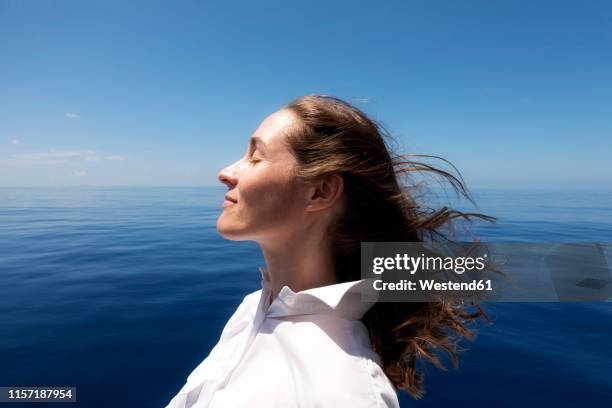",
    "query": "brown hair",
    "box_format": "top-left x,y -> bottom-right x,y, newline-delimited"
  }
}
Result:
284,95 -> 495,398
